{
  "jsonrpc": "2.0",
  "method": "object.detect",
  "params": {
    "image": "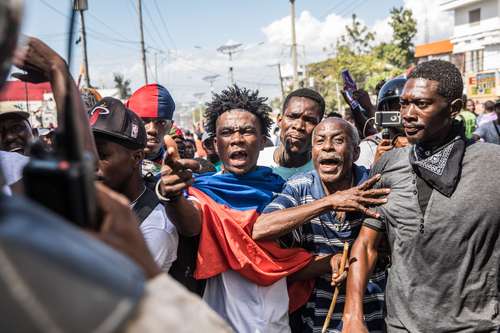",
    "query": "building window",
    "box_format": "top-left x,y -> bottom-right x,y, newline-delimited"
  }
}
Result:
469,8 -> 481,24
452,53 -> 465,74
466,49 -> 484,73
